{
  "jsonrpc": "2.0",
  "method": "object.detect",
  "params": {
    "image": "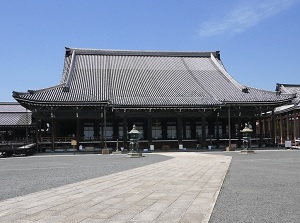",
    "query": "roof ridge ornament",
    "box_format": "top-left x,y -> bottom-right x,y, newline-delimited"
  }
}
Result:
293,97 -> 300,106
242,87 -> 249,93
